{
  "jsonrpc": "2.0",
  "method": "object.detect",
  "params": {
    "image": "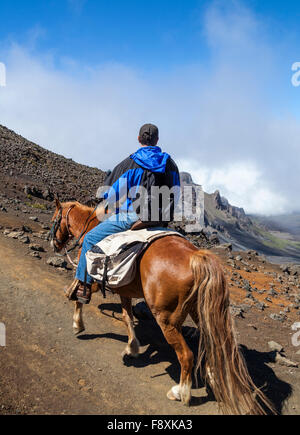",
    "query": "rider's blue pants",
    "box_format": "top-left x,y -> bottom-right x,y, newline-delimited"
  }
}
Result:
75,212 -> 139,284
